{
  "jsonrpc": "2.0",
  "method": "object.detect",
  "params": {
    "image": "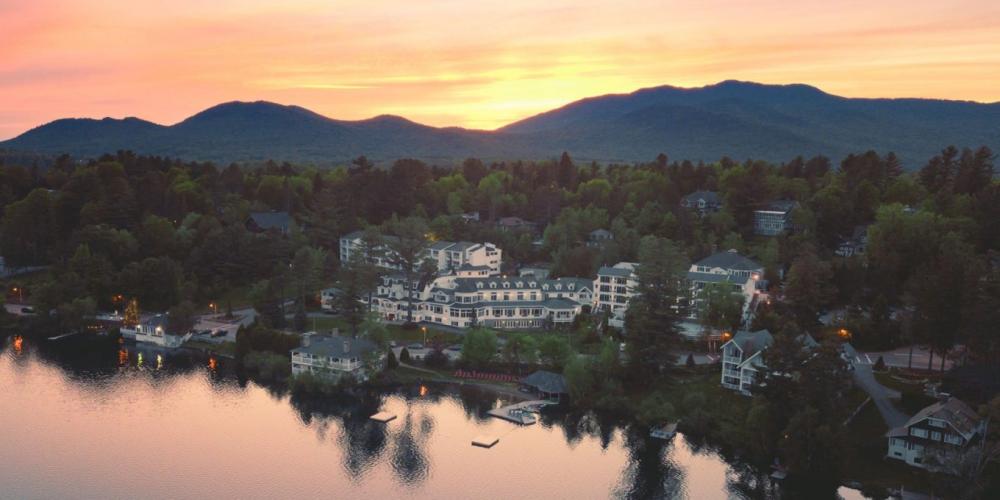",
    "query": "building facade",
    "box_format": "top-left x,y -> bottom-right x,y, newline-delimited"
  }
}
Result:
370,272 -> 592,329
290,333 -> 381,382
886,397 -> 985,471
339,231 -> 502,276
753,200 -> 797,236
681,191 -> 722,216
720,329 -> 774,395
592,262 -> 639,328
